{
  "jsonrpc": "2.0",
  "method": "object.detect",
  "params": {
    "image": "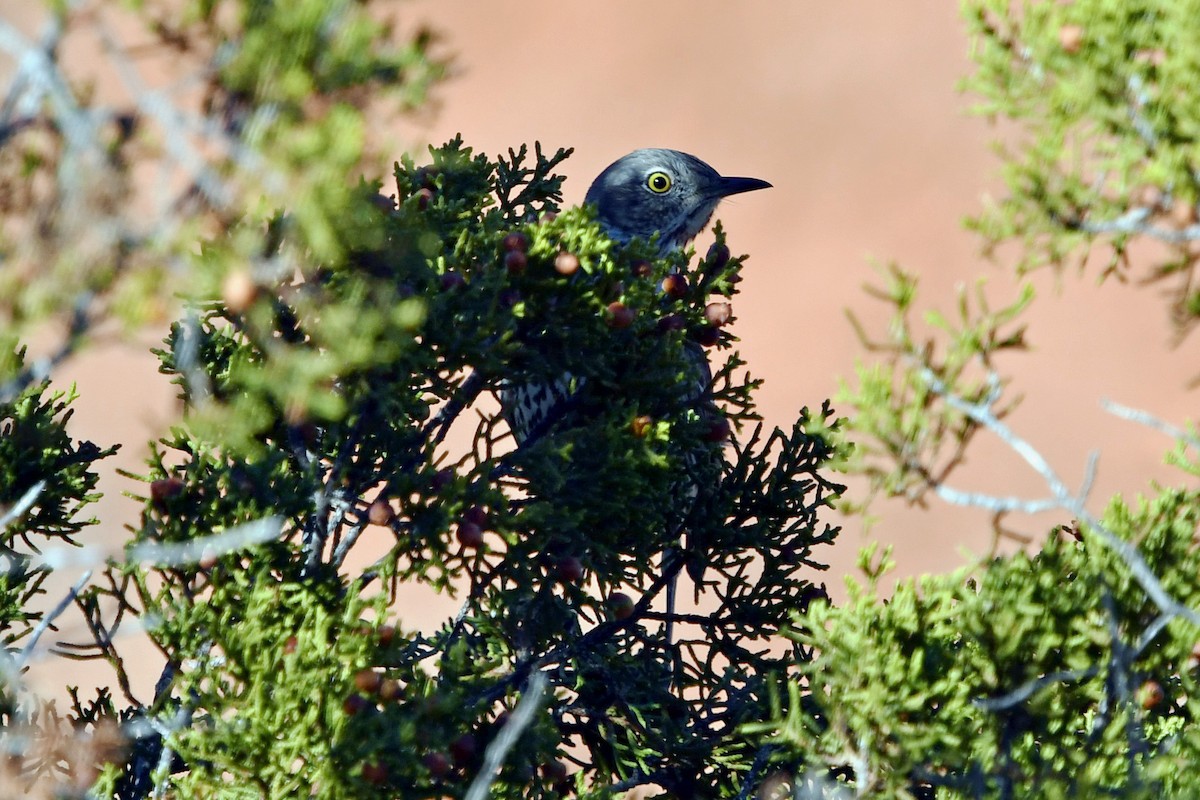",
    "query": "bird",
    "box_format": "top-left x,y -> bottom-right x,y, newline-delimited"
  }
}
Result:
501,148 -> 771,446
